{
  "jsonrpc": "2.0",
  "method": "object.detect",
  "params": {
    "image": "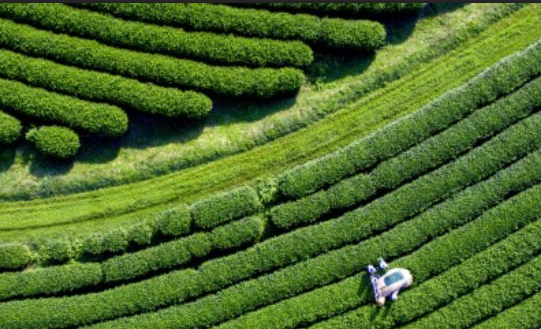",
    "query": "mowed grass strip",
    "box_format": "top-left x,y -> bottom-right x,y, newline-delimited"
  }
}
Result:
6,95 -> 535,293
